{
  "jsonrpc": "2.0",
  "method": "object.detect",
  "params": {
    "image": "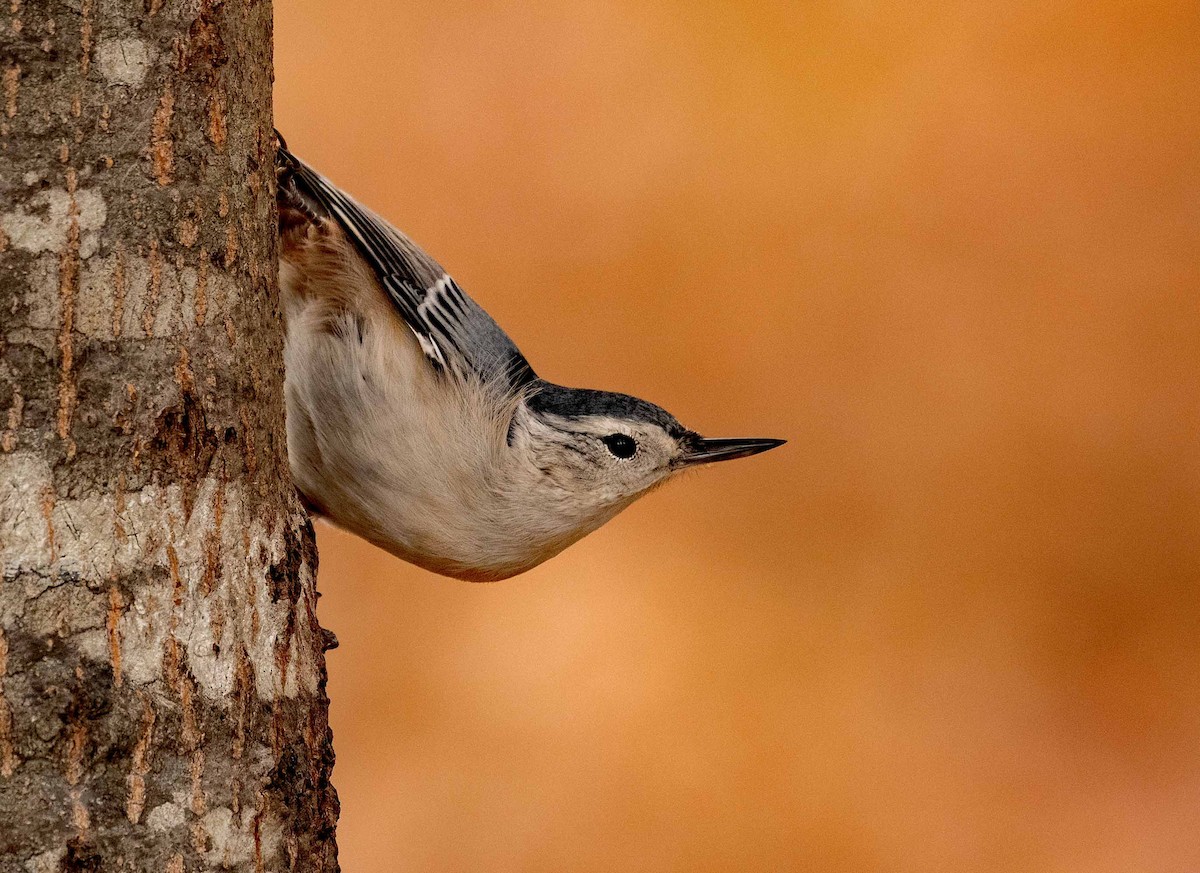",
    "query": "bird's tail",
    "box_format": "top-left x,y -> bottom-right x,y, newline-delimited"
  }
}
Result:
274,129 -> 327,233
273,128 -> 304,175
